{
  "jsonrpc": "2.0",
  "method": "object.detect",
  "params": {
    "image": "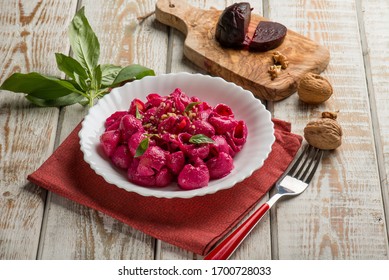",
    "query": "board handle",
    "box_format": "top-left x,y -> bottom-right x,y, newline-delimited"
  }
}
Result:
155,0 -> 195,35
